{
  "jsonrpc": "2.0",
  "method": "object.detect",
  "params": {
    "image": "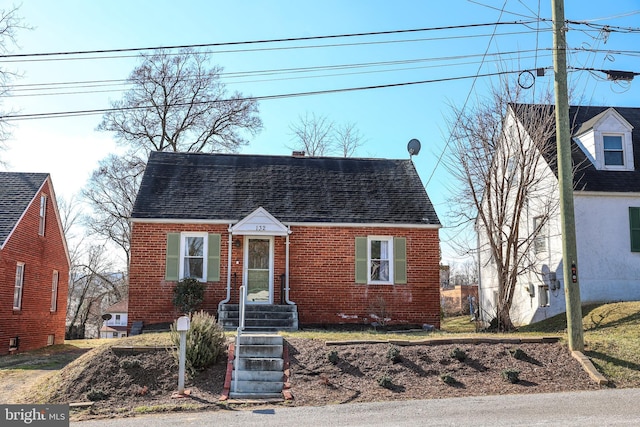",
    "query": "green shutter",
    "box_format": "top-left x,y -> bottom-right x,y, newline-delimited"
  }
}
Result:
355,237 -> 368,284
207,233 -> 221,282
394,237 -> 407,284
165,233 -> 180,281
630,207 -> 640,252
